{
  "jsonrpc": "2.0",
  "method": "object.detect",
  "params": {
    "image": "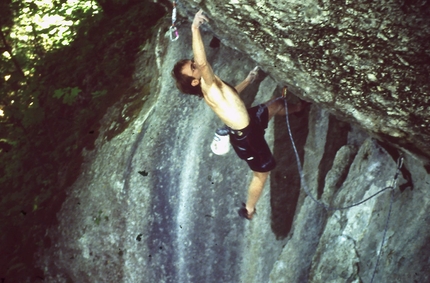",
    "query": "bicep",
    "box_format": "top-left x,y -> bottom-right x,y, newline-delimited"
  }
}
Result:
199,63 -> 215,86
